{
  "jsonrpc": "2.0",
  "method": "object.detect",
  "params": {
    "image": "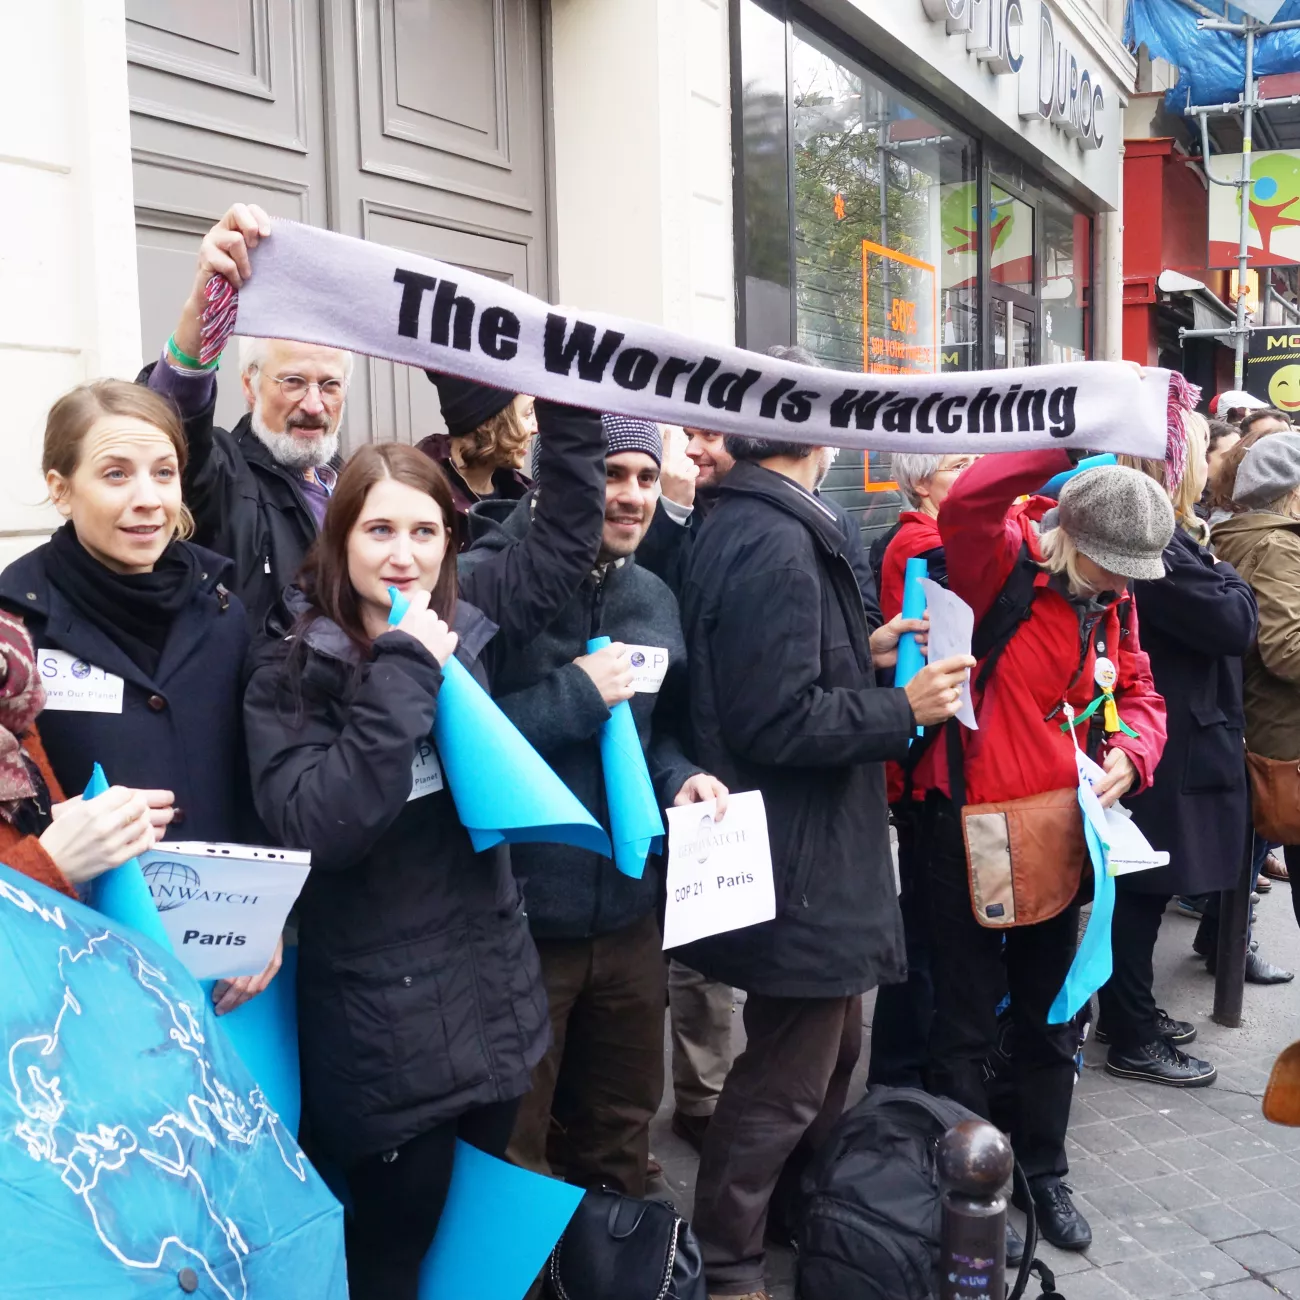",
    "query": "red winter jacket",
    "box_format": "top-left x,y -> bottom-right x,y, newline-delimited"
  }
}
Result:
916,450 -> 1167,807
880,511 -> 944,623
